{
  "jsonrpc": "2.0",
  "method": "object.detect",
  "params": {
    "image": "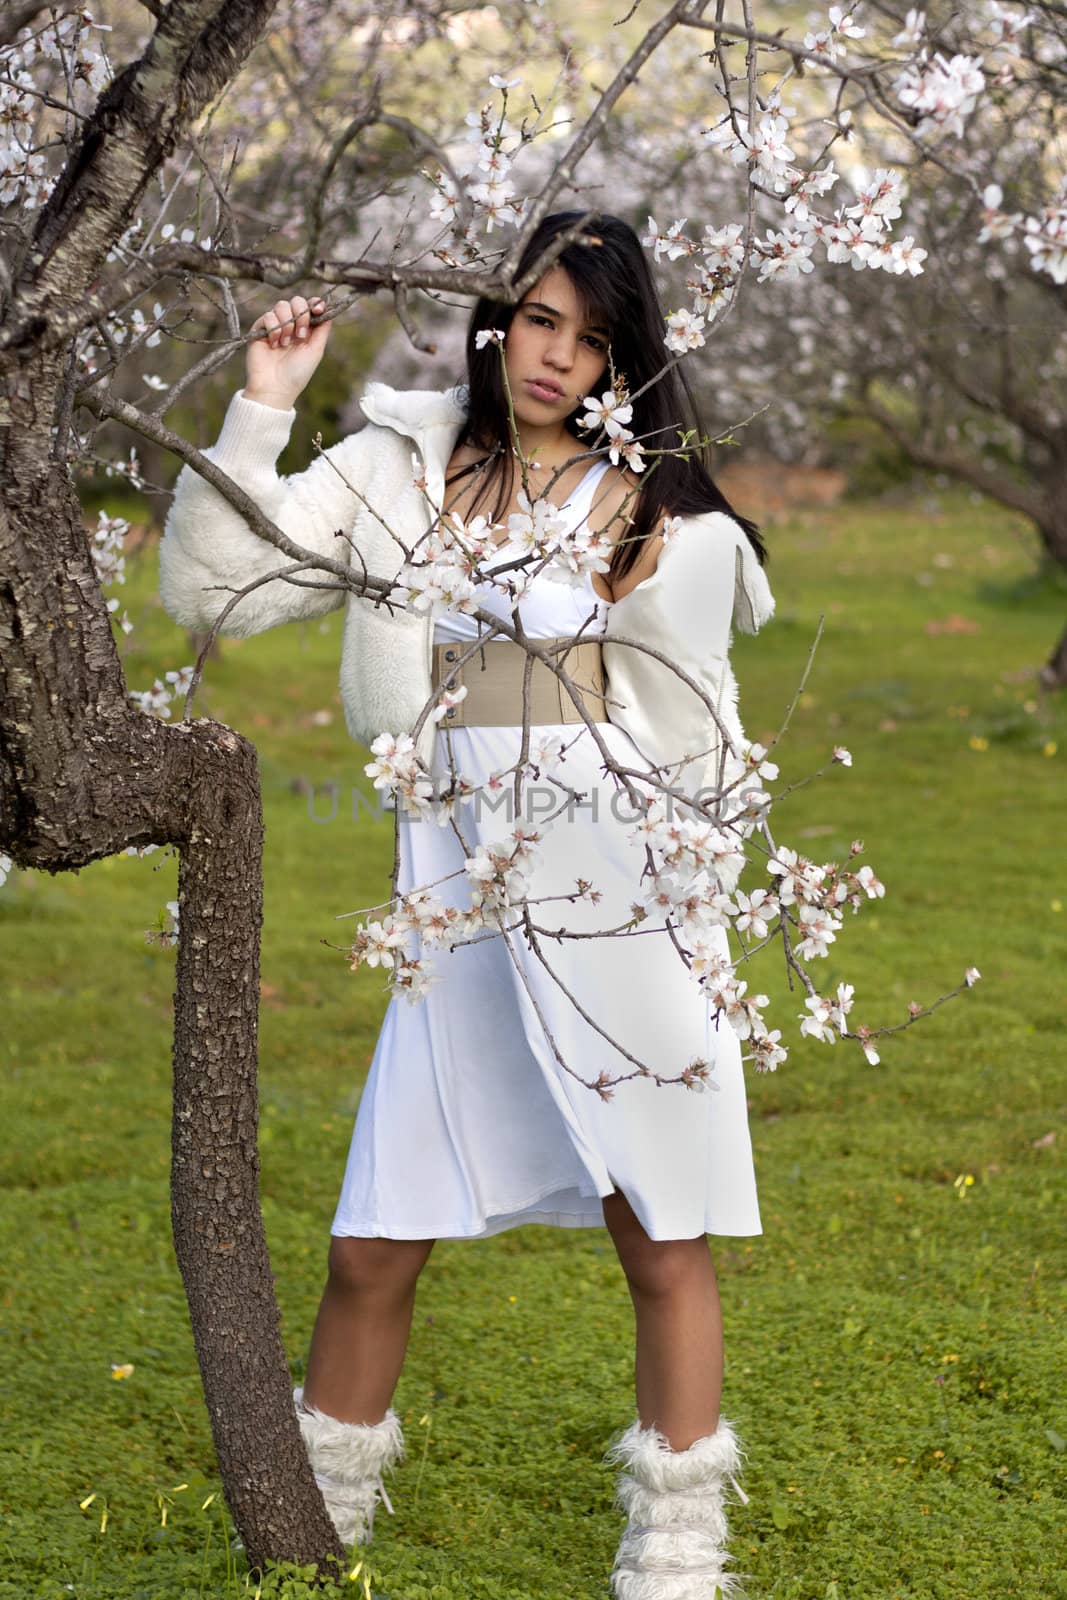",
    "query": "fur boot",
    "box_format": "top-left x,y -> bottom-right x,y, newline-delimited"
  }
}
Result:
607,1417 -> 747,1599
293,1386 -> 404,1547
